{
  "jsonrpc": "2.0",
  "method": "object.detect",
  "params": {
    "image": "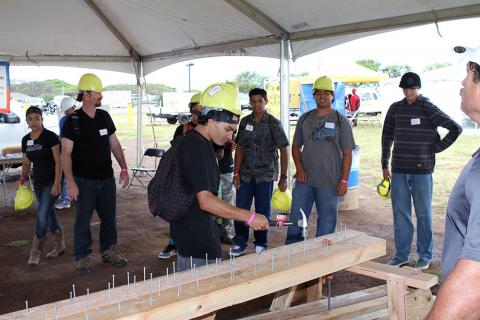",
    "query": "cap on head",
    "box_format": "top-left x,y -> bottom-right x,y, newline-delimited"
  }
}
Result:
200,82 -> 241,116
60,96 -> 76,114
399,72 -> 421,89
312,76 -> 334,93
78,73 -> 102,93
